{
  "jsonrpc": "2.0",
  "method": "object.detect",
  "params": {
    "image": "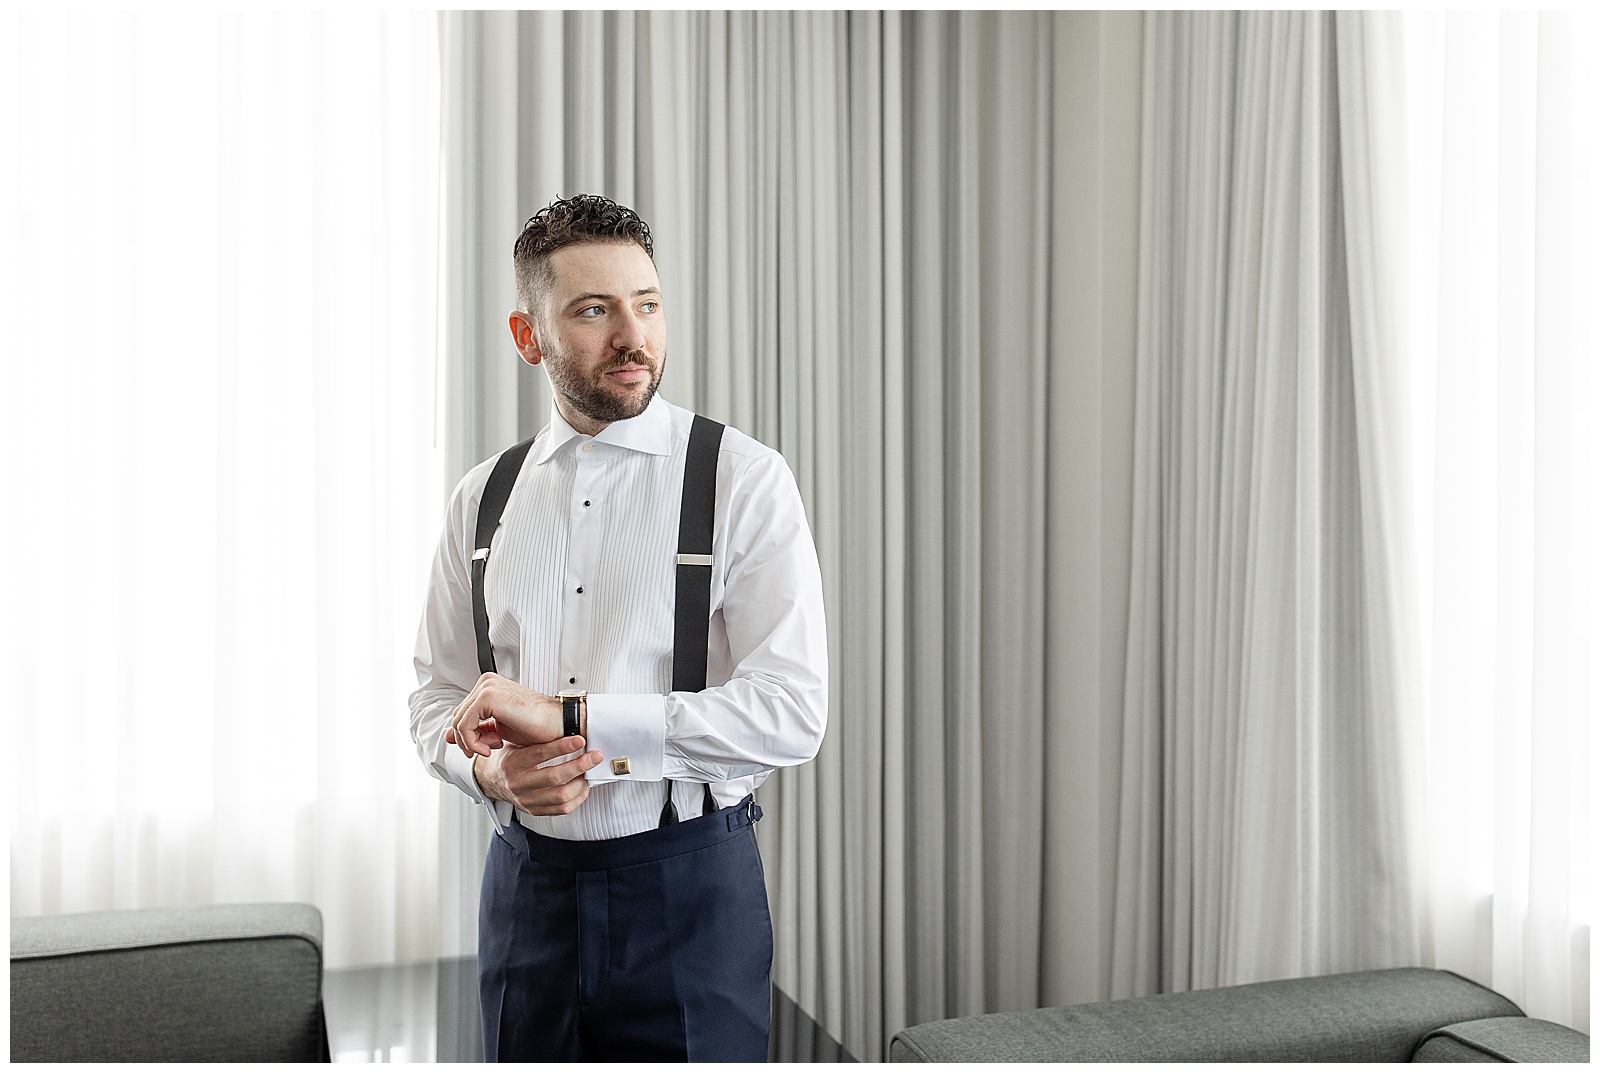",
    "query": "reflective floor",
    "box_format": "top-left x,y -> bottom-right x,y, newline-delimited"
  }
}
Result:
324,957 -> 854,1063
